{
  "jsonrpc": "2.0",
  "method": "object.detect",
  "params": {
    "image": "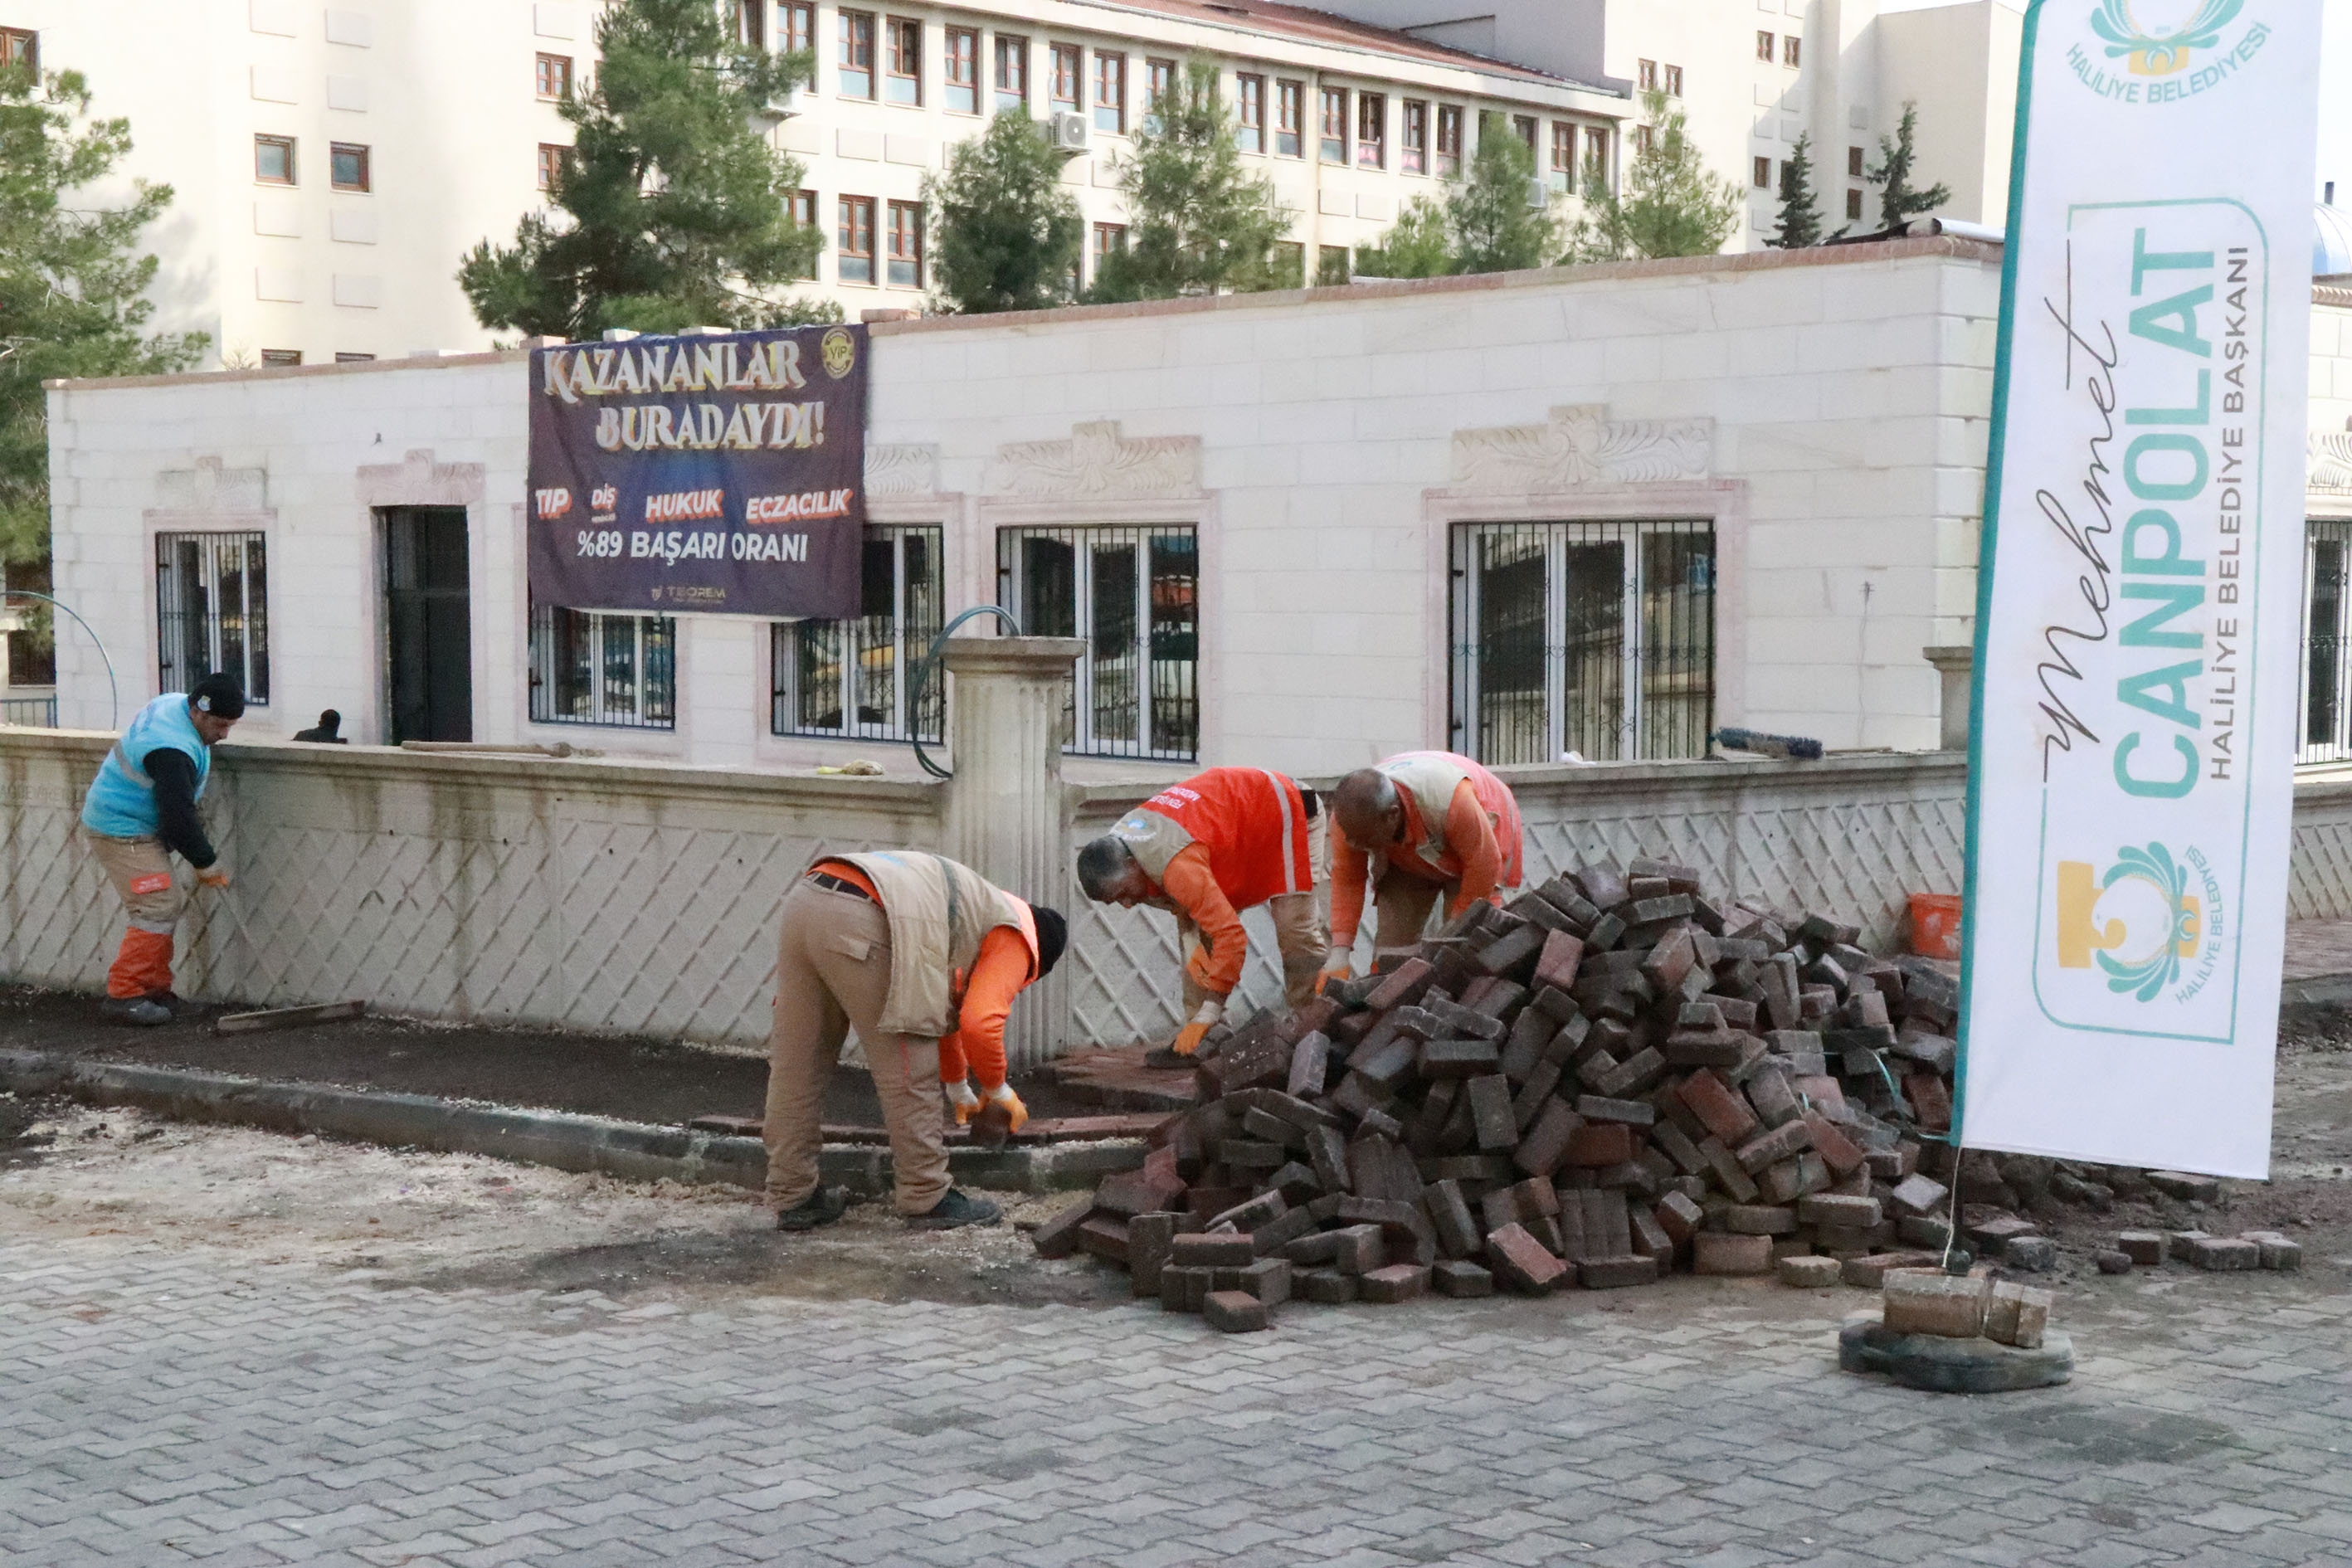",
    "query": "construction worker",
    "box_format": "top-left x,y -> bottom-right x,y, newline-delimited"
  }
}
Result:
1326,751 -> 1524,978
766,850 -> 1067,1232
78,674 -> 246,1025
1074,767 -> 1327,1067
